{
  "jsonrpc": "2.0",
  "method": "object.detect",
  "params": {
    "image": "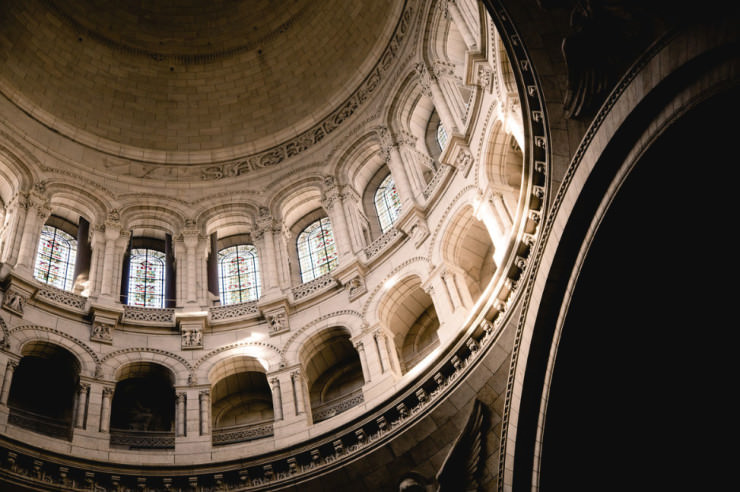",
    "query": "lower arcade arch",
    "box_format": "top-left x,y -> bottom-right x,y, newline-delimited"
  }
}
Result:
208,356 -> 275,445
378,275 -> 440,374
7,341 -> 81,440
298,326 -> 365,423
109,362 -> 176,449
